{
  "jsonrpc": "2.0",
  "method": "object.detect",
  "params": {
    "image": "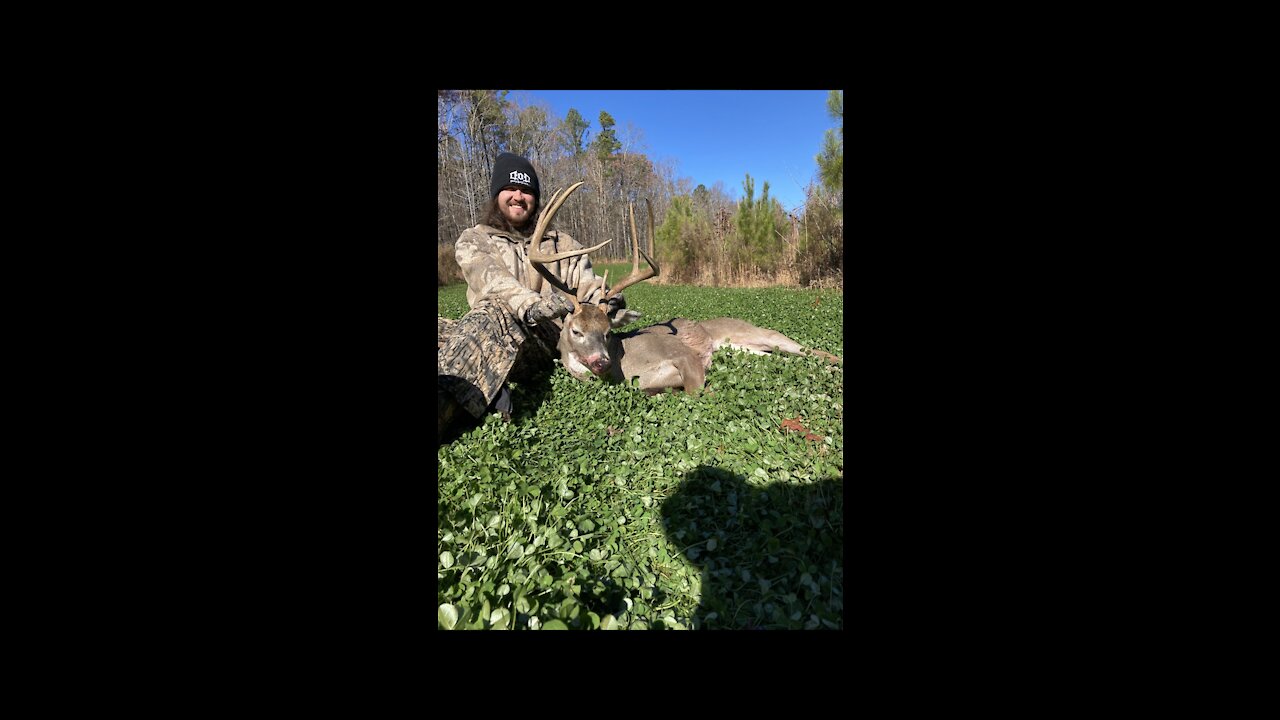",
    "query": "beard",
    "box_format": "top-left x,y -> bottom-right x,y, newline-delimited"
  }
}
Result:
503,201 -> 531,225
484,197 -> 541,236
